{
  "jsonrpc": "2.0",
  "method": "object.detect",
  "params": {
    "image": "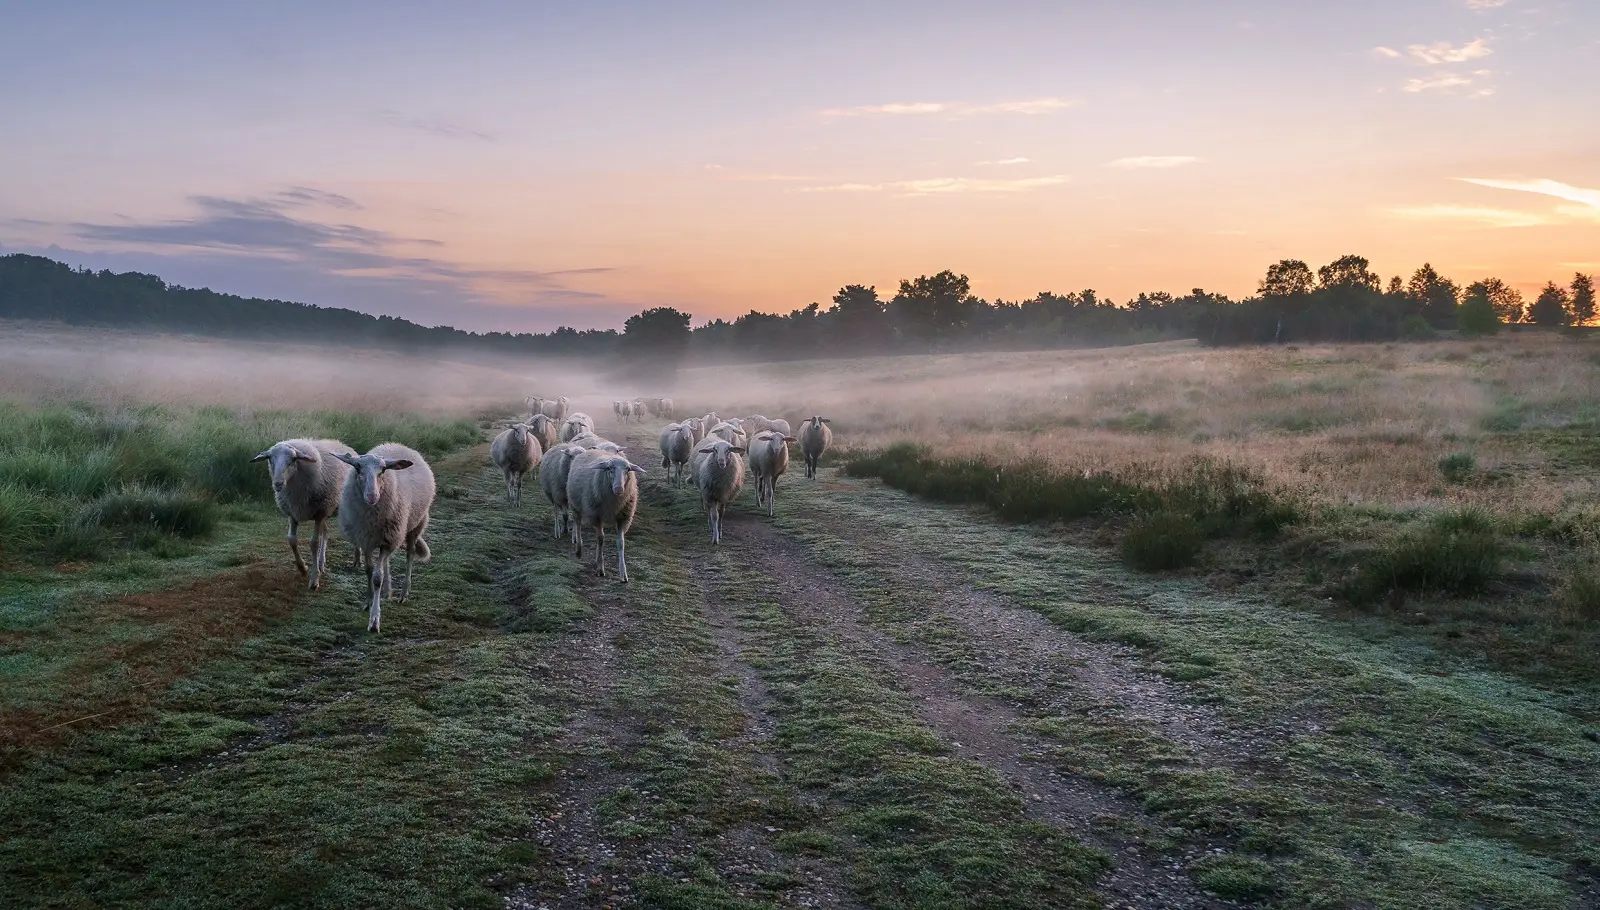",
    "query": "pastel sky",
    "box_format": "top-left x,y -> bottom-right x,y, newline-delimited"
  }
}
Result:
2,1 -> 1596,332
